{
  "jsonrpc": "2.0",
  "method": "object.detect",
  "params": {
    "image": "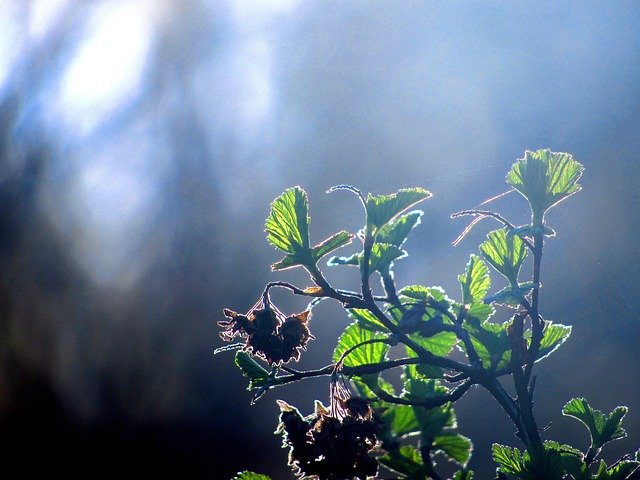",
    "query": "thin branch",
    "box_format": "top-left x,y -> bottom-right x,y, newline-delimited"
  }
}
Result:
374,380 -> 473,408
451,209 -> 534,251
272,358 -> 422,387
